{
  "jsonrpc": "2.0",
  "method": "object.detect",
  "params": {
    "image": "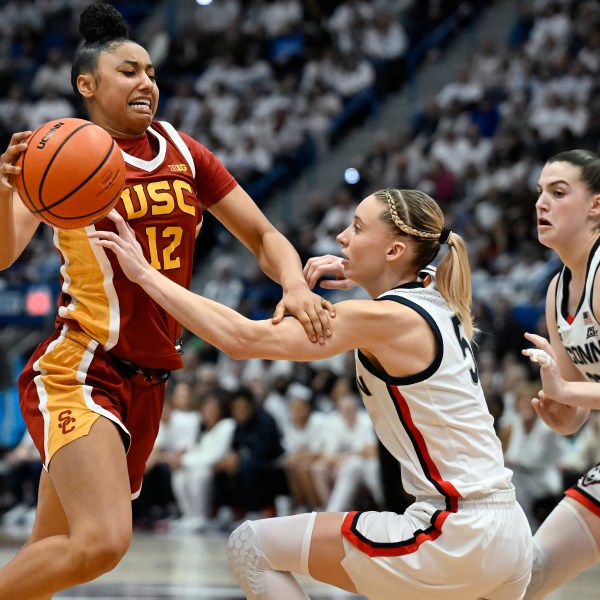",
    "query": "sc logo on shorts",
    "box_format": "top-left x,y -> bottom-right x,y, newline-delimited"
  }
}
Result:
58,410 -> 77,435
